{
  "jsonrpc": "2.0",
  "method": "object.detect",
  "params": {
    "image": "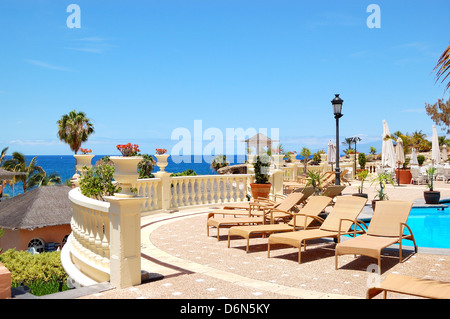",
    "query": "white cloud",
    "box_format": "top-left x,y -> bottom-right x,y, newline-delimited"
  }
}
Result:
63,37 -> 116,54
9,139 -> 61,146
25,59 -> 76,72
64,47 -> 103,54
401,108 -> 425,113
